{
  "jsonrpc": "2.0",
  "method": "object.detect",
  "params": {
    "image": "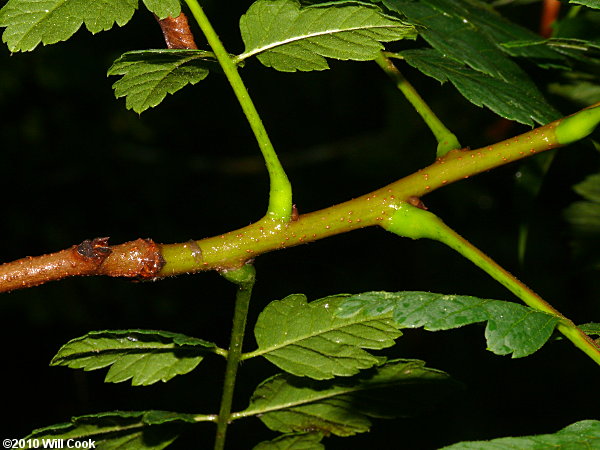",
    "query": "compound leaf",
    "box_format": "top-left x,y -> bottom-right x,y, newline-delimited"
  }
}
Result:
241,359 -> 456,437
253,294 -> 402,379
51,329 -> 218,386
441,420 -> 600,449
399,48 -> 558,126
108,49 -> 217,113
336,291 -> 560,358
238,0 -> 416,72
253,432 -> 325,450
24,410 -> 196,449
